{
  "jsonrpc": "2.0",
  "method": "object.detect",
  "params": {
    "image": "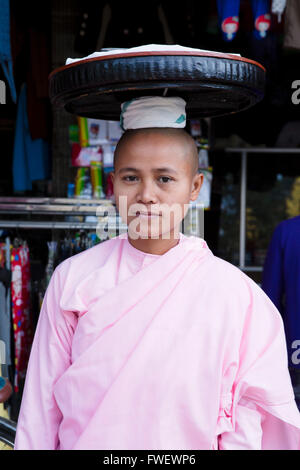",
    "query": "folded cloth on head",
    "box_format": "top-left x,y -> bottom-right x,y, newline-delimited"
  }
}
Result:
120,96 -> 186,130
